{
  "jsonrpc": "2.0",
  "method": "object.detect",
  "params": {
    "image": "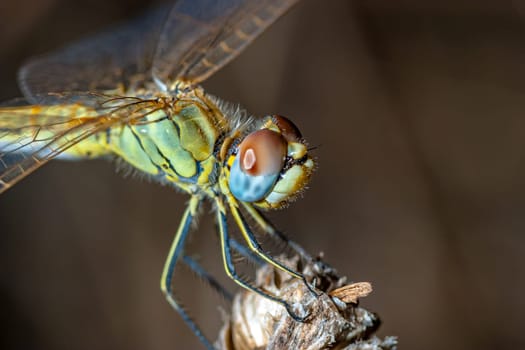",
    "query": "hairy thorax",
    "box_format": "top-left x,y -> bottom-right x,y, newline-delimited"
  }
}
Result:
69,88 -> 231,189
